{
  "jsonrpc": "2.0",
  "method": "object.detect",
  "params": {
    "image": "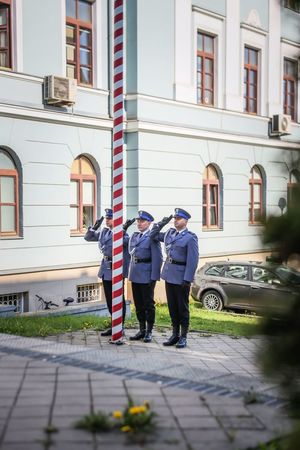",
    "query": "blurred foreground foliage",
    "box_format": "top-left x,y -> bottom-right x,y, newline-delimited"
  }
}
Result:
259,183 -> 300,449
